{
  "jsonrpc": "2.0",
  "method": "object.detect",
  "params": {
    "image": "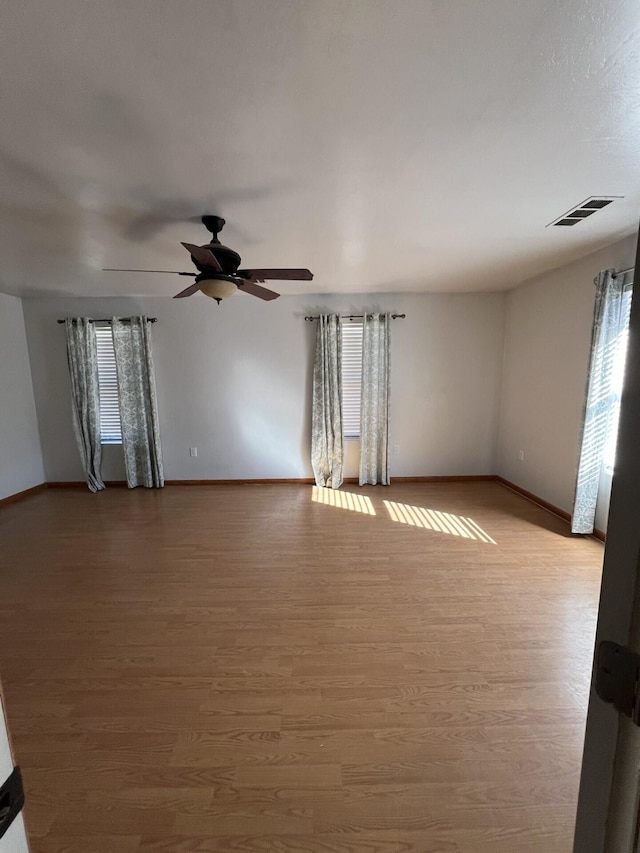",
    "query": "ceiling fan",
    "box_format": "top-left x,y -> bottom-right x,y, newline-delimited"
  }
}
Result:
104,215 -> 313,303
